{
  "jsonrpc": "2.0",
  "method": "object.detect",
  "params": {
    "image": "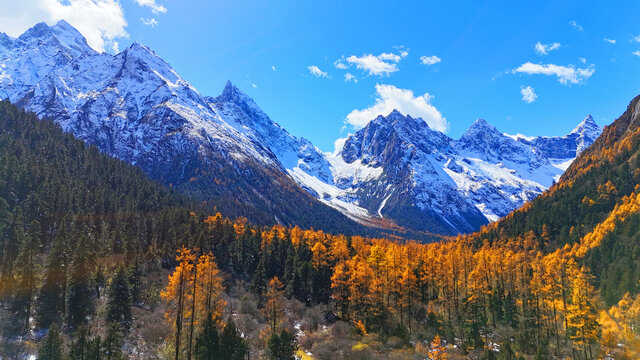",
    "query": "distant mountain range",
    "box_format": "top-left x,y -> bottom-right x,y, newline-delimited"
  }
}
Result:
0,21 -> 602,236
